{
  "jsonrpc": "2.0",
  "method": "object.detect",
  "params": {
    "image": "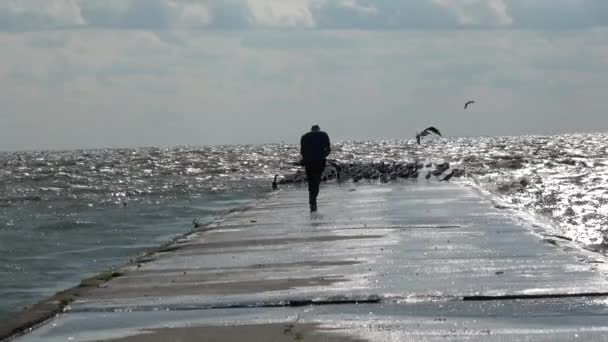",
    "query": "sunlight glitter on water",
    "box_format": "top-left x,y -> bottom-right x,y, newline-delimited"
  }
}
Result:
1,132 -> 607,318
